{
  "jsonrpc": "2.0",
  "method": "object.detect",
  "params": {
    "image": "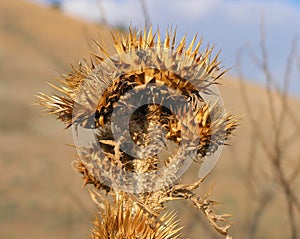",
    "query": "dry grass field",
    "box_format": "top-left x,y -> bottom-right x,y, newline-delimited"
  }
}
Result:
0,0 -> 299,238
